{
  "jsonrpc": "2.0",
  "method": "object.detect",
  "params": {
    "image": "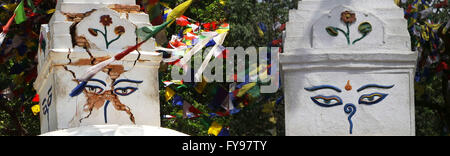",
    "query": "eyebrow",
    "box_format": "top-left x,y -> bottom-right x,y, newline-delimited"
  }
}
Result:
304,85 -> 342,92
113,79 -> 144,86
89,79 -> 107,86
47,87 -> 52,94
357,84 -> 394,92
